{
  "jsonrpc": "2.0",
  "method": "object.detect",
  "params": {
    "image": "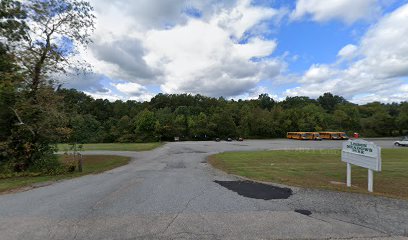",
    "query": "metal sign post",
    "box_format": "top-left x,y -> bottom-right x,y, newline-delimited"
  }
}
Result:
341,139 -> 381,192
